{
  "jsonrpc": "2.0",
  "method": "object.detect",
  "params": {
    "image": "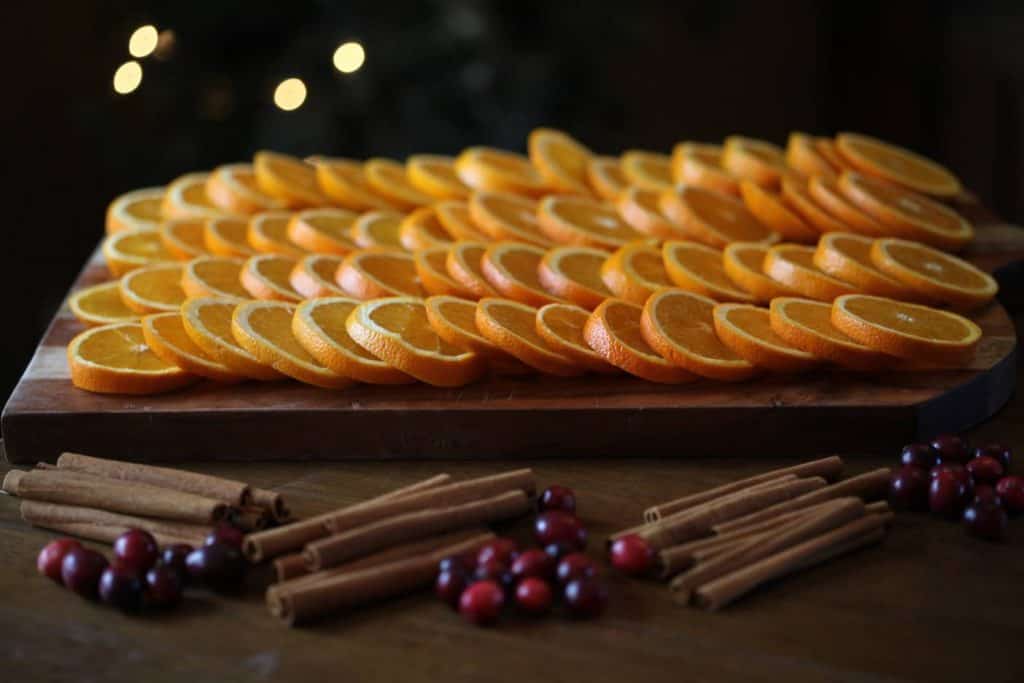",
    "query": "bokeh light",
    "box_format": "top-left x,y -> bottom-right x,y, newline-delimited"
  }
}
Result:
113,61 -> 143,94
333,42 -> 366,73
128,25 -> 159,58
274,78 -> 307,111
